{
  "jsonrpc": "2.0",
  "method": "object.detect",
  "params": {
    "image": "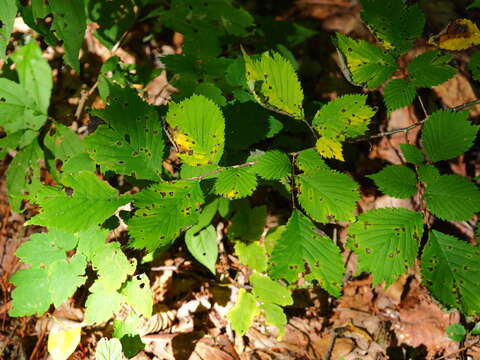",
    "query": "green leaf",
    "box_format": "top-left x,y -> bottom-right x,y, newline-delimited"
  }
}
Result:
185,225 -> 218,275
27,171 -> 129,232
95,338 -> 124,360
424,175 -> 480,221
234,242 -> 267,272
383,79 -> 417,113
472,322 -> 480,335
421,230 -> 480,315
333,33 -> 397,88
296,170 -> 359,223
468,51 -> 480,82
417,164 -> 440,185
0,0 -> 16,59
229,205 -> 267,241
312,94 -> 376,160
360,0 -> 425,55
87,85 -> 164,180
261,303 -> 287,338
128,181 -> 204,252
250,273 -> 293,306
0,78 -> 47,135
166,94 -> 225,166
408,51 -> 457,88
214,167 -> 258,199
227,288 -> 258,336
49,0 -> 86,72
6,139 -> 43,212
400,144 -> 424,165
243,50 -> 304,119
76,226 -> 110,262
446,324 -> 466,342
87,0 -> 135,49
269,210 -> 344,297
121,274 -> 153,318
113,313 -> 144,357
347,208 -> 423,287
295,148 -> 329,172
421,110 -> 478,162
253,150 -> 291,180
85,282 -> 124,324
367,165 -> 417,198
468,0 -> 480,8
11,41 -> 52,114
